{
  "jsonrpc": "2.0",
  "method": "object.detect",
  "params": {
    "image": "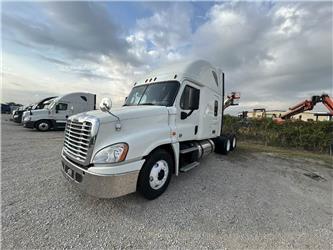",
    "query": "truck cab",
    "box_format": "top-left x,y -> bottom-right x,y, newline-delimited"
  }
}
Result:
23,92 -> 96,131
61,60 -> 235,199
